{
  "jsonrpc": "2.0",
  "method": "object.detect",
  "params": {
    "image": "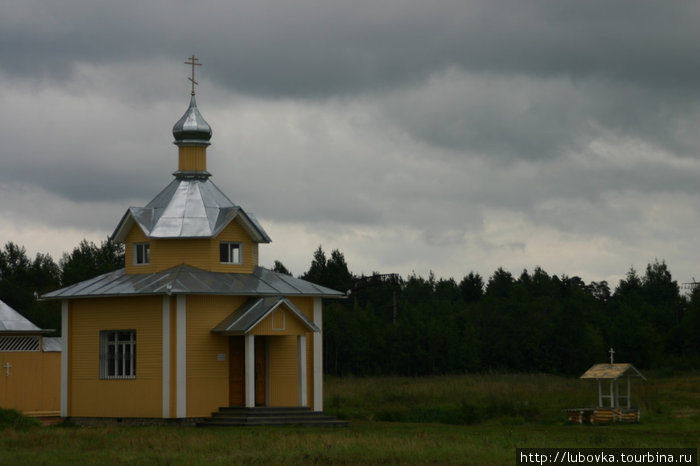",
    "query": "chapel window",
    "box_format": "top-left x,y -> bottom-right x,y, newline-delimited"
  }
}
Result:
134,243 -> 150,265
220,242 -> 242,264
99,330 -> 136,379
